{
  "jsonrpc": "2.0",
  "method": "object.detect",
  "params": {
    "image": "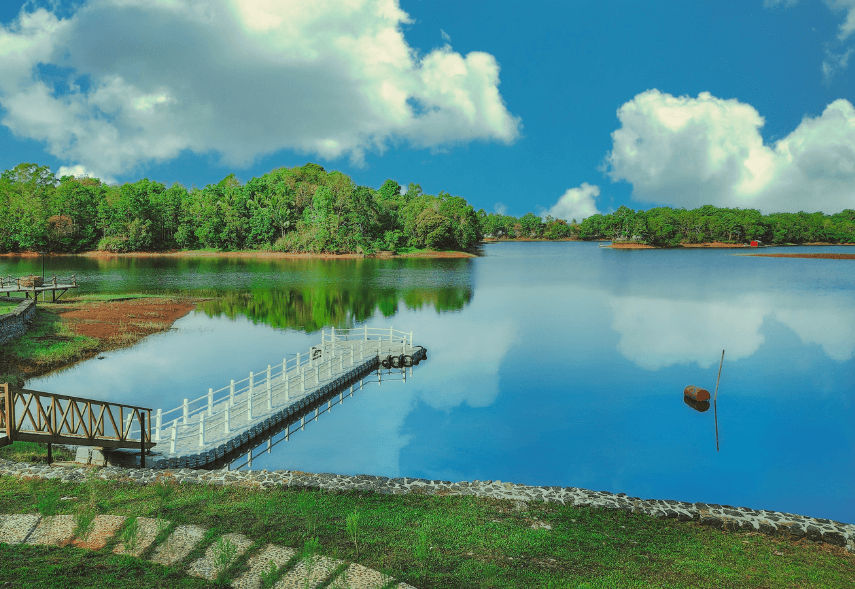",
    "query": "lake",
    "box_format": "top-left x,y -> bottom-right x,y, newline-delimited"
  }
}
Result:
3,243 -> 853,523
